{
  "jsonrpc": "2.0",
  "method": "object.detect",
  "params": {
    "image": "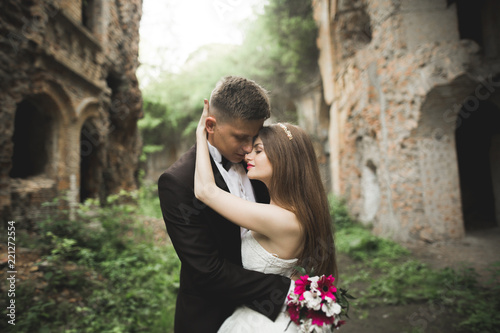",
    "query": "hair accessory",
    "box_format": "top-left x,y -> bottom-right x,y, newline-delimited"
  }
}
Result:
278,123 -> 293,140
